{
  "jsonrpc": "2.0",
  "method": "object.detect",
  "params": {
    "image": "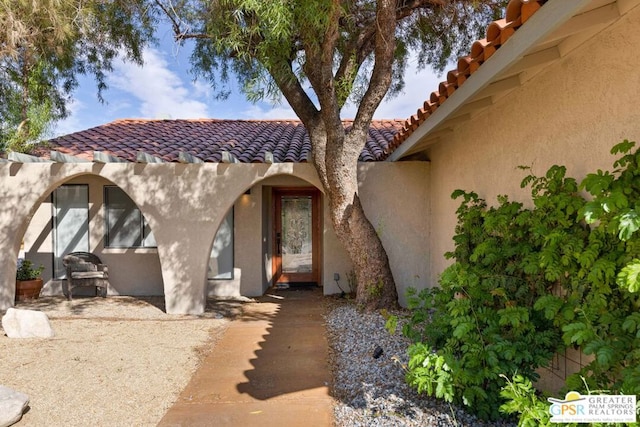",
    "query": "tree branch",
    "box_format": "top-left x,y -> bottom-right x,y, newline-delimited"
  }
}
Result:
351,0 -> 397,138
269,60 -> 319,126
154,0 -> 212,41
